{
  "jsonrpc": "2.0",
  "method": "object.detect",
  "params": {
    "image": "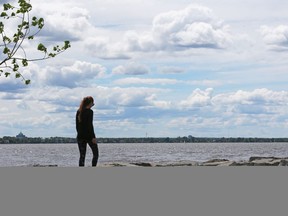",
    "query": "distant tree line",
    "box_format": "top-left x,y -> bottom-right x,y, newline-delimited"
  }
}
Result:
98,136 -> 288,143
1,135 -> 288,144
0,136 -> 76,144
